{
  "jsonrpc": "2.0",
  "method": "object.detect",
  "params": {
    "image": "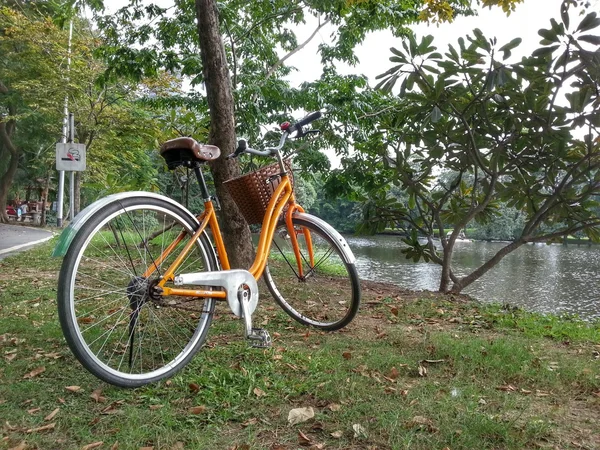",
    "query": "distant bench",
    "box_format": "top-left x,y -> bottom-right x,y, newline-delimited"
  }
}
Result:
8,213 -> 40,224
